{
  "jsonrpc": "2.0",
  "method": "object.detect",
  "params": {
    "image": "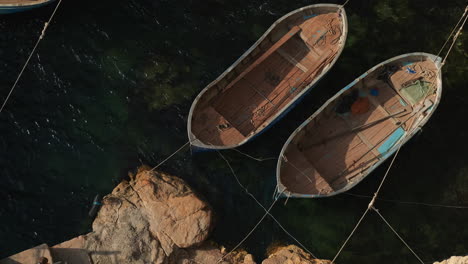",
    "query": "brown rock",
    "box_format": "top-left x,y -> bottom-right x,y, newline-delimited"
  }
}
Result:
168,242 -> 258,264
262,245 -> 331,264
243,254 -> 257,264
223,250 -> 258,264
52,169 -> 214,264
0,244 -> 52,264
4,169 -> 333,264
433,256 -> 468,264
170,242 -> 229,264
134,171 -> 212,248
51,236 -> 91,264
